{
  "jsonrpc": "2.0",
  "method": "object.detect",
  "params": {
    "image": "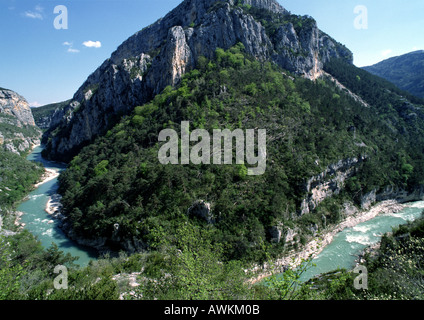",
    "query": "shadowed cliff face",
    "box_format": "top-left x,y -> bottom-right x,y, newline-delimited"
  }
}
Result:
43,0 -> 353,162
